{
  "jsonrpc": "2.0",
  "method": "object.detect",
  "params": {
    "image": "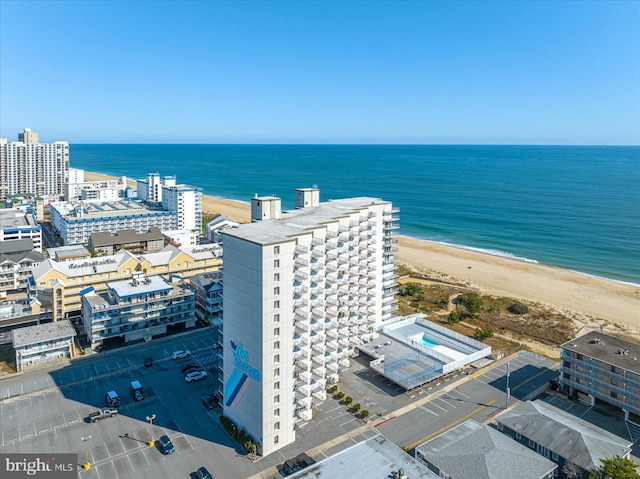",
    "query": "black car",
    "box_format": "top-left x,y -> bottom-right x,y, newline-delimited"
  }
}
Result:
144,357 -> 153,368
181,363 -> 200,374
296,452 -> 315,468
282,459 -> 300,475
201,395 -> 217,411
195,466 -> 213,479
158,435 -> 175,454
